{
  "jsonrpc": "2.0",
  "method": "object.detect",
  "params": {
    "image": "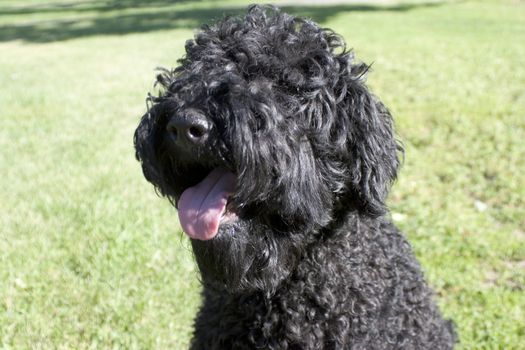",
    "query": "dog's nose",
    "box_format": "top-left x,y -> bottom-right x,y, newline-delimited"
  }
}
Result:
166,114 -> 210,146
